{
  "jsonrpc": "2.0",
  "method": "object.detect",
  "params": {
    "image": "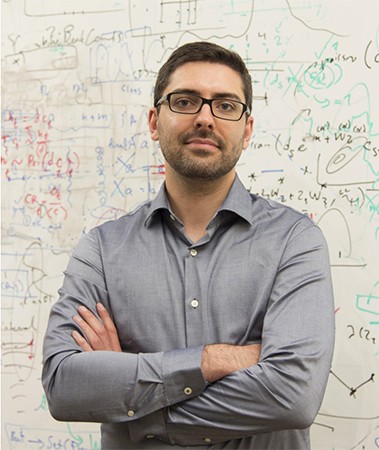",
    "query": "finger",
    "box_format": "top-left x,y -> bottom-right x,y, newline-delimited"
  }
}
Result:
96,303 -> 122,352
72,330 -> 93,352
77,306 -> 113,349
74,312 -> 110,350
